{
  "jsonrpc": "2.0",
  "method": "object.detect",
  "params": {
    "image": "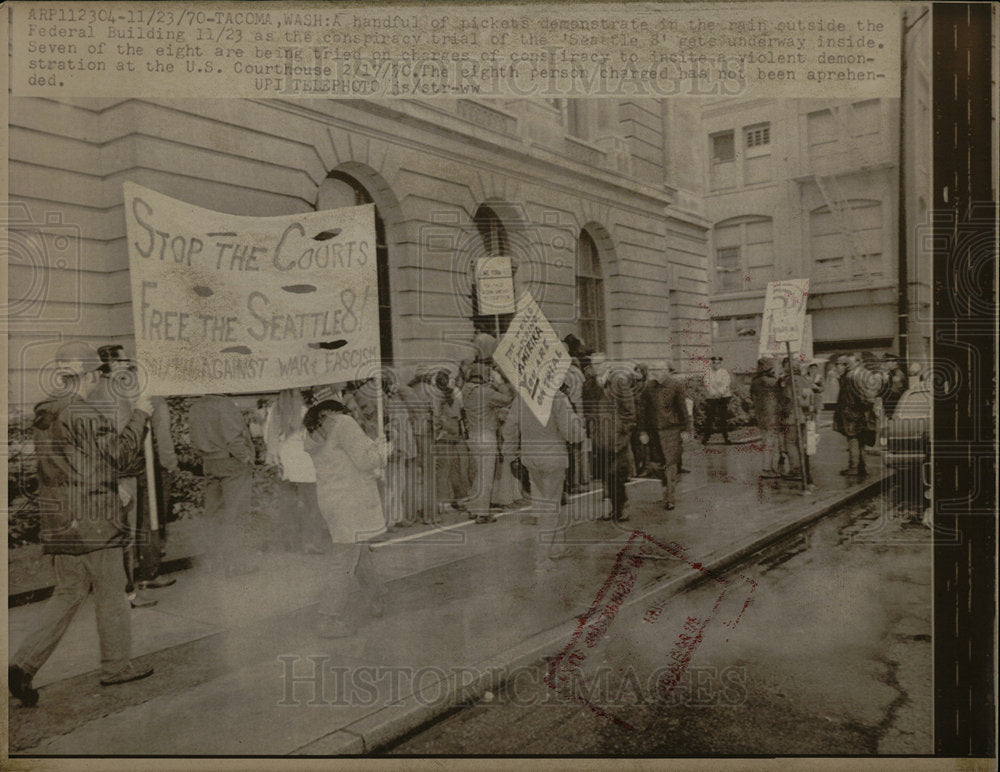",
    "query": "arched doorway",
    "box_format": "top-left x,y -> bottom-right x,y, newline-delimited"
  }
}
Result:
470,203 -> 515,338
317,171 -> 394,363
